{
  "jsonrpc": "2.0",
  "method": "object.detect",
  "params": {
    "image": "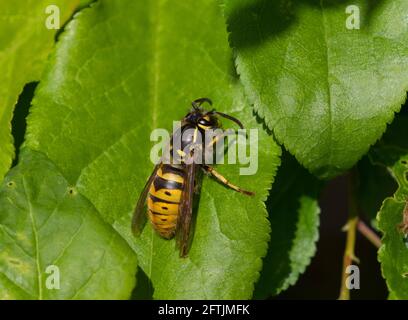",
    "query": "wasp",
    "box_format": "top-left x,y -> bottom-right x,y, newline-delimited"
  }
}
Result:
132,98 -> 254,257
